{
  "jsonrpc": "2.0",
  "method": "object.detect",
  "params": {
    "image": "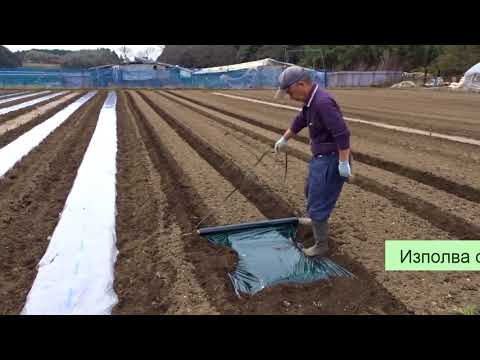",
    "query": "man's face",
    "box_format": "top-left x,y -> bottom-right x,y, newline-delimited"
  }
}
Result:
286,81 -> 310,102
